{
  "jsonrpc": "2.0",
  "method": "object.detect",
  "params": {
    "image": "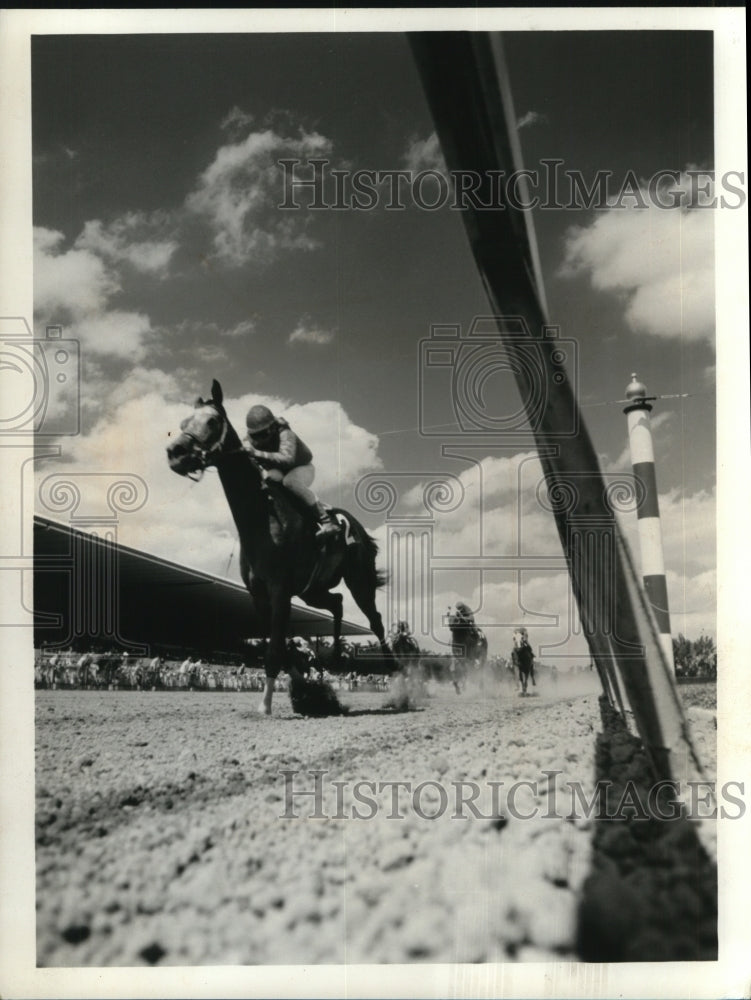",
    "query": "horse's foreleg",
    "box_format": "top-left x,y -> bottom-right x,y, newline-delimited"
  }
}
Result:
261,676 -> 275,714
331,594 -> 343,665
264,586 -> 292,715
450,659 -> 461,695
